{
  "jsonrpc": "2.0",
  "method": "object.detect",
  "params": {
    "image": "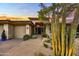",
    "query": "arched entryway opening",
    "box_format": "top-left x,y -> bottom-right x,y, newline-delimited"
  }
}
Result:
34,22 -> 45,35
